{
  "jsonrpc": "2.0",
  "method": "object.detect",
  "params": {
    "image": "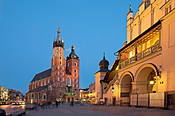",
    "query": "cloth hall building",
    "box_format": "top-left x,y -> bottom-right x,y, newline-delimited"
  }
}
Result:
98,0 -> 175,109
26,27 -> 80,104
